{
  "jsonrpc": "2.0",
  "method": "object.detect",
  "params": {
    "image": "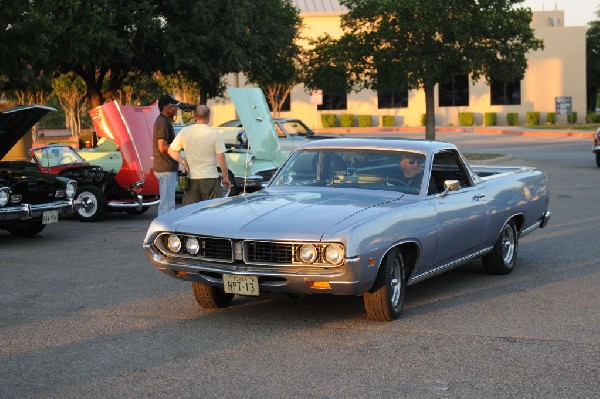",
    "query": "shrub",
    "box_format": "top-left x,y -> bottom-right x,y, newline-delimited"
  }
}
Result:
357,115 -> 372,127
546,112 -> 556,124
458,112 -> 474,126
381,115 -> 395,127
567,112 -> 578,123
339,114 -> 354,127
321,113 -> 337,128
420,114 -> 426,126
507,112 -> 519,126
526,112 -> 541,125
484,112 -> 497,126
586,112 -> 598,123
